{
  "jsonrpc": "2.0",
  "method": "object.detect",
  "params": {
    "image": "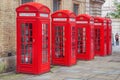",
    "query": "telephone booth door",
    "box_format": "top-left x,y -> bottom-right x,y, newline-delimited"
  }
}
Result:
76,14 -> 94,60
16,2 -> 50,74
51,10 -> 76,66
18,20 -> 35,66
